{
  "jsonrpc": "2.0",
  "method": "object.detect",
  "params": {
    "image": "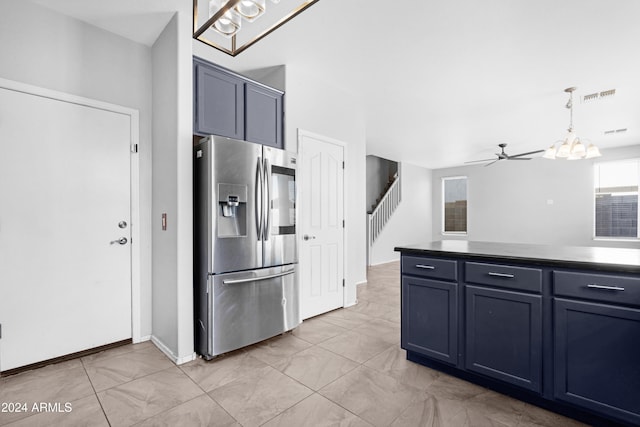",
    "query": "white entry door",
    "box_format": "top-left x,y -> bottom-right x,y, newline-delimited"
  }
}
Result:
298,130 -> 345,319
0,85 -> 133,371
